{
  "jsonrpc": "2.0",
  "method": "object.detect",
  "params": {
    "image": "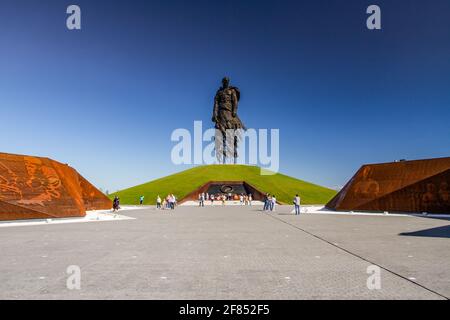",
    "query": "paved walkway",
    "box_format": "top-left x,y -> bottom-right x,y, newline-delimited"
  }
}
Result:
0,206 -> 448,299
